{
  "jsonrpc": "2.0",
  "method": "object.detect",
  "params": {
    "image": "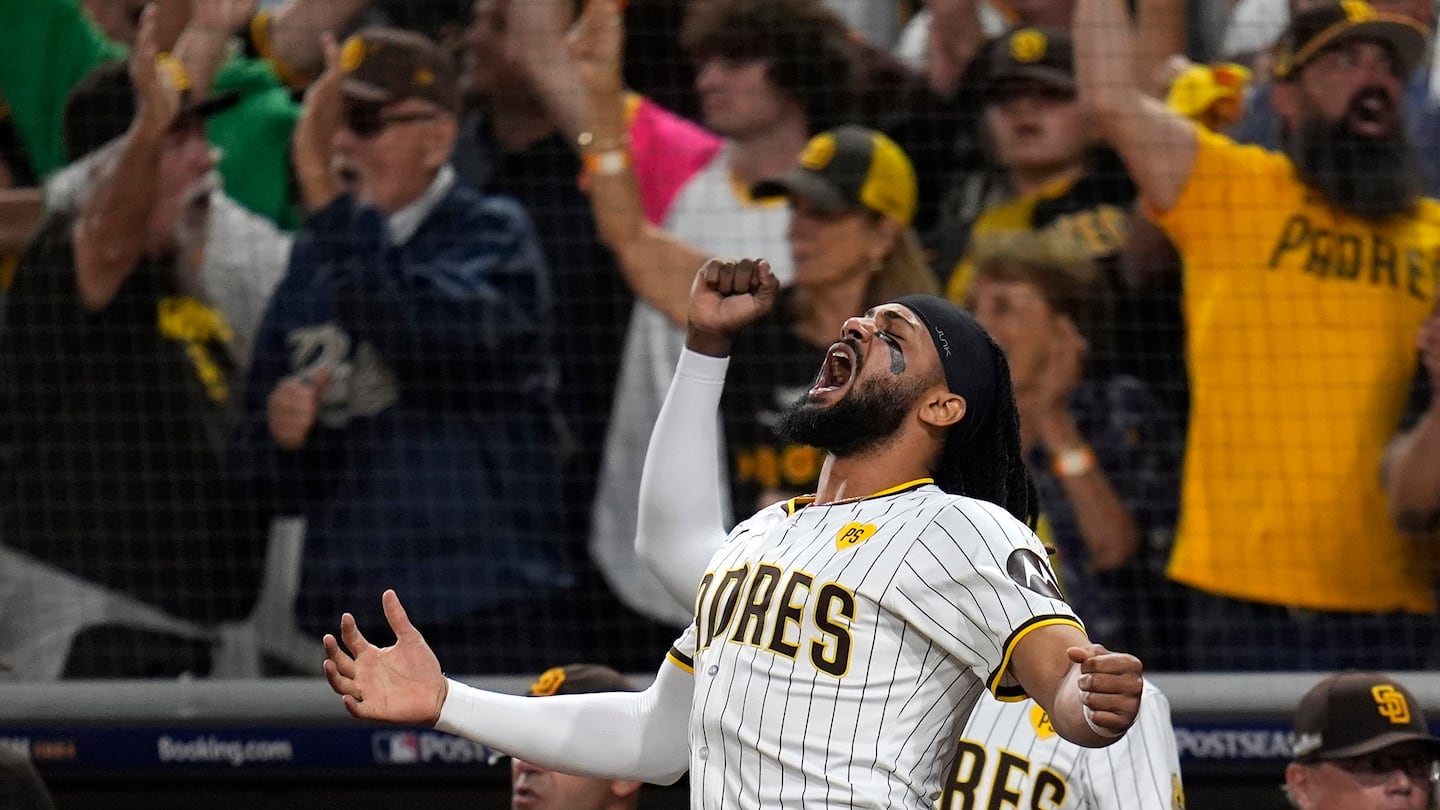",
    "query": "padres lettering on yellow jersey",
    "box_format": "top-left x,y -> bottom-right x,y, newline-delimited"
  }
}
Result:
1153,128 -> 1439,613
